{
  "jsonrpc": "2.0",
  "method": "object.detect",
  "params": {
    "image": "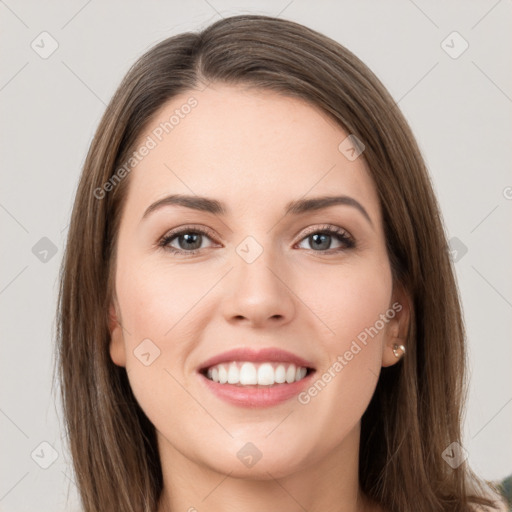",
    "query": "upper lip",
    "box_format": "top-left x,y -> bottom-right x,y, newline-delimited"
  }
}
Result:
198,347 -> 316,372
